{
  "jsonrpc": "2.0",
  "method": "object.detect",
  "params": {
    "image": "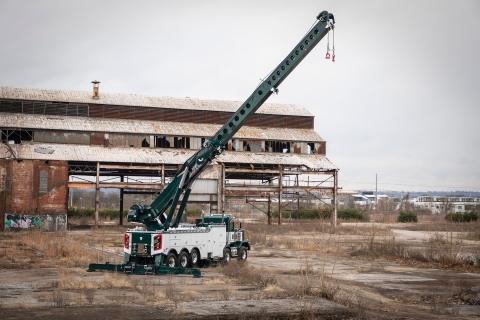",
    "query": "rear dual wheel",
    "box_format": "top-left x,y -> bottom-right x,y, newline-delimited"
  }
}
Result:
166,252 -> 177,267
190,249 -> 200,267
166,250 -> 201,268
178,251 -> 189,268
